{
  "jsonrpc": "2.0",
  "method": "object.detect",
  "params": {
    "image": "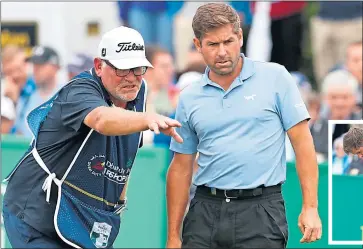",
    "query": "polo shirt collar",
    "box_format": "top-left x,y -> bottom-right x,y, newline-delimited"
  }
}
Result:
201,53 -> 255,87
240,53 -> 255,80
